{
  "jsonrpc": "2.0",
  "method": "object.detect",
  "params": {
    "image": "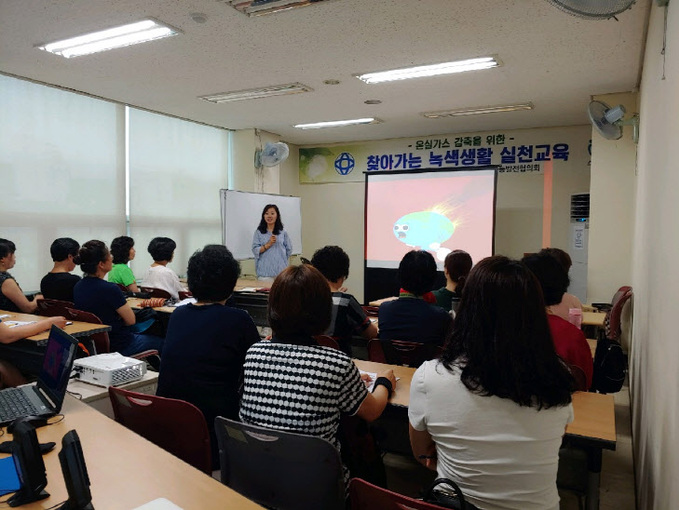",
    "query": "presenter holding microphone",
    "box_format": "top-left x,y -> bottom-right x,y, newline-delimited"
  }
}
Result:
252,204 -> 293,279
